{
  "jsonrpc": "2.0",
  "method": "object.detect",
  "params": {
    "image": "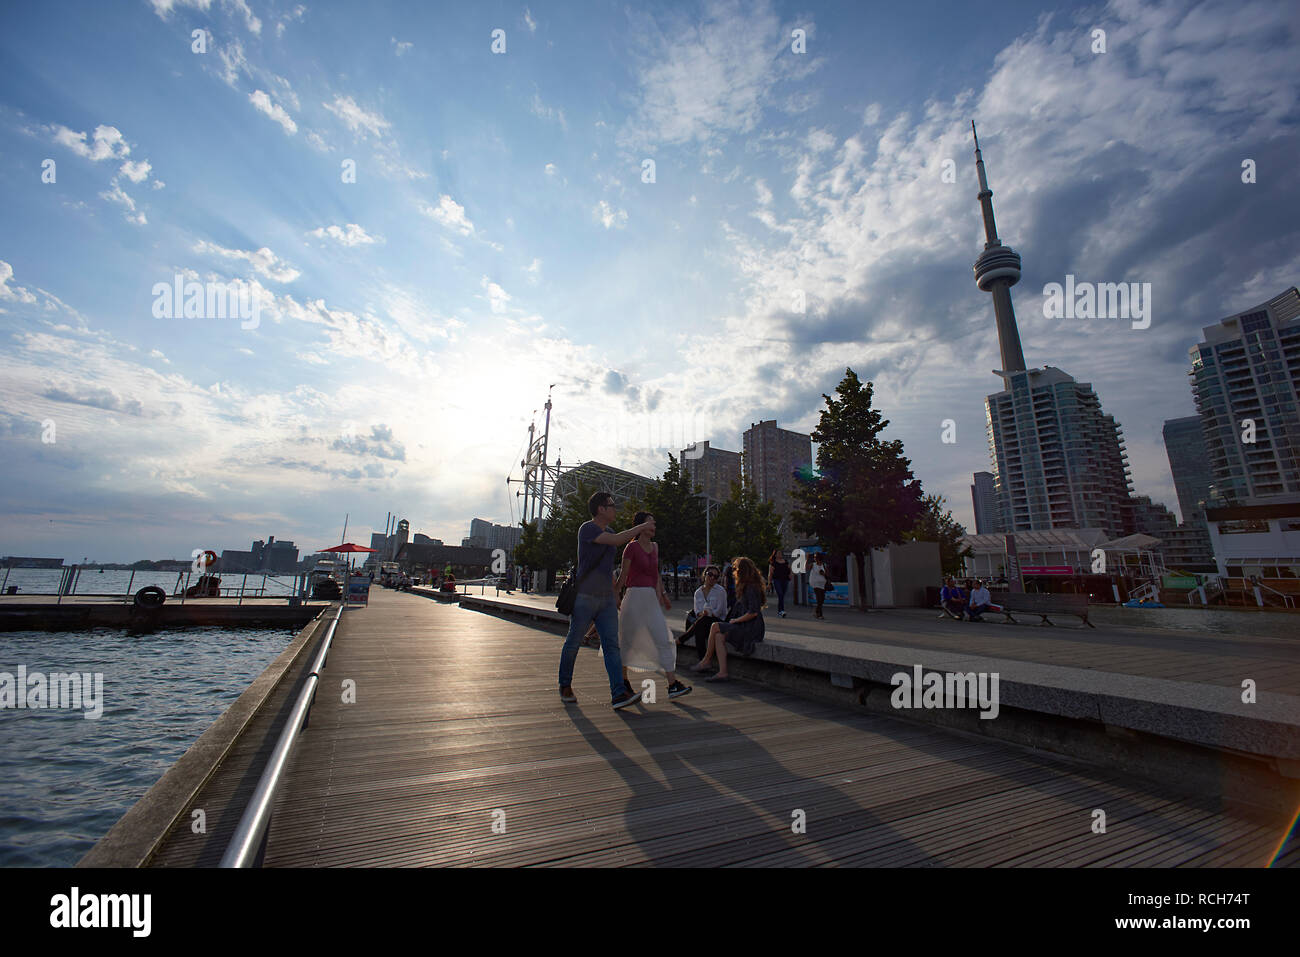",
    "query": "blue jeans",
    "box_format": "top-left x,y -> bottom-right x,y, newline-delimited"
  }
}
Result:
774,579 -> 788,613
559,591 -> 626,700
